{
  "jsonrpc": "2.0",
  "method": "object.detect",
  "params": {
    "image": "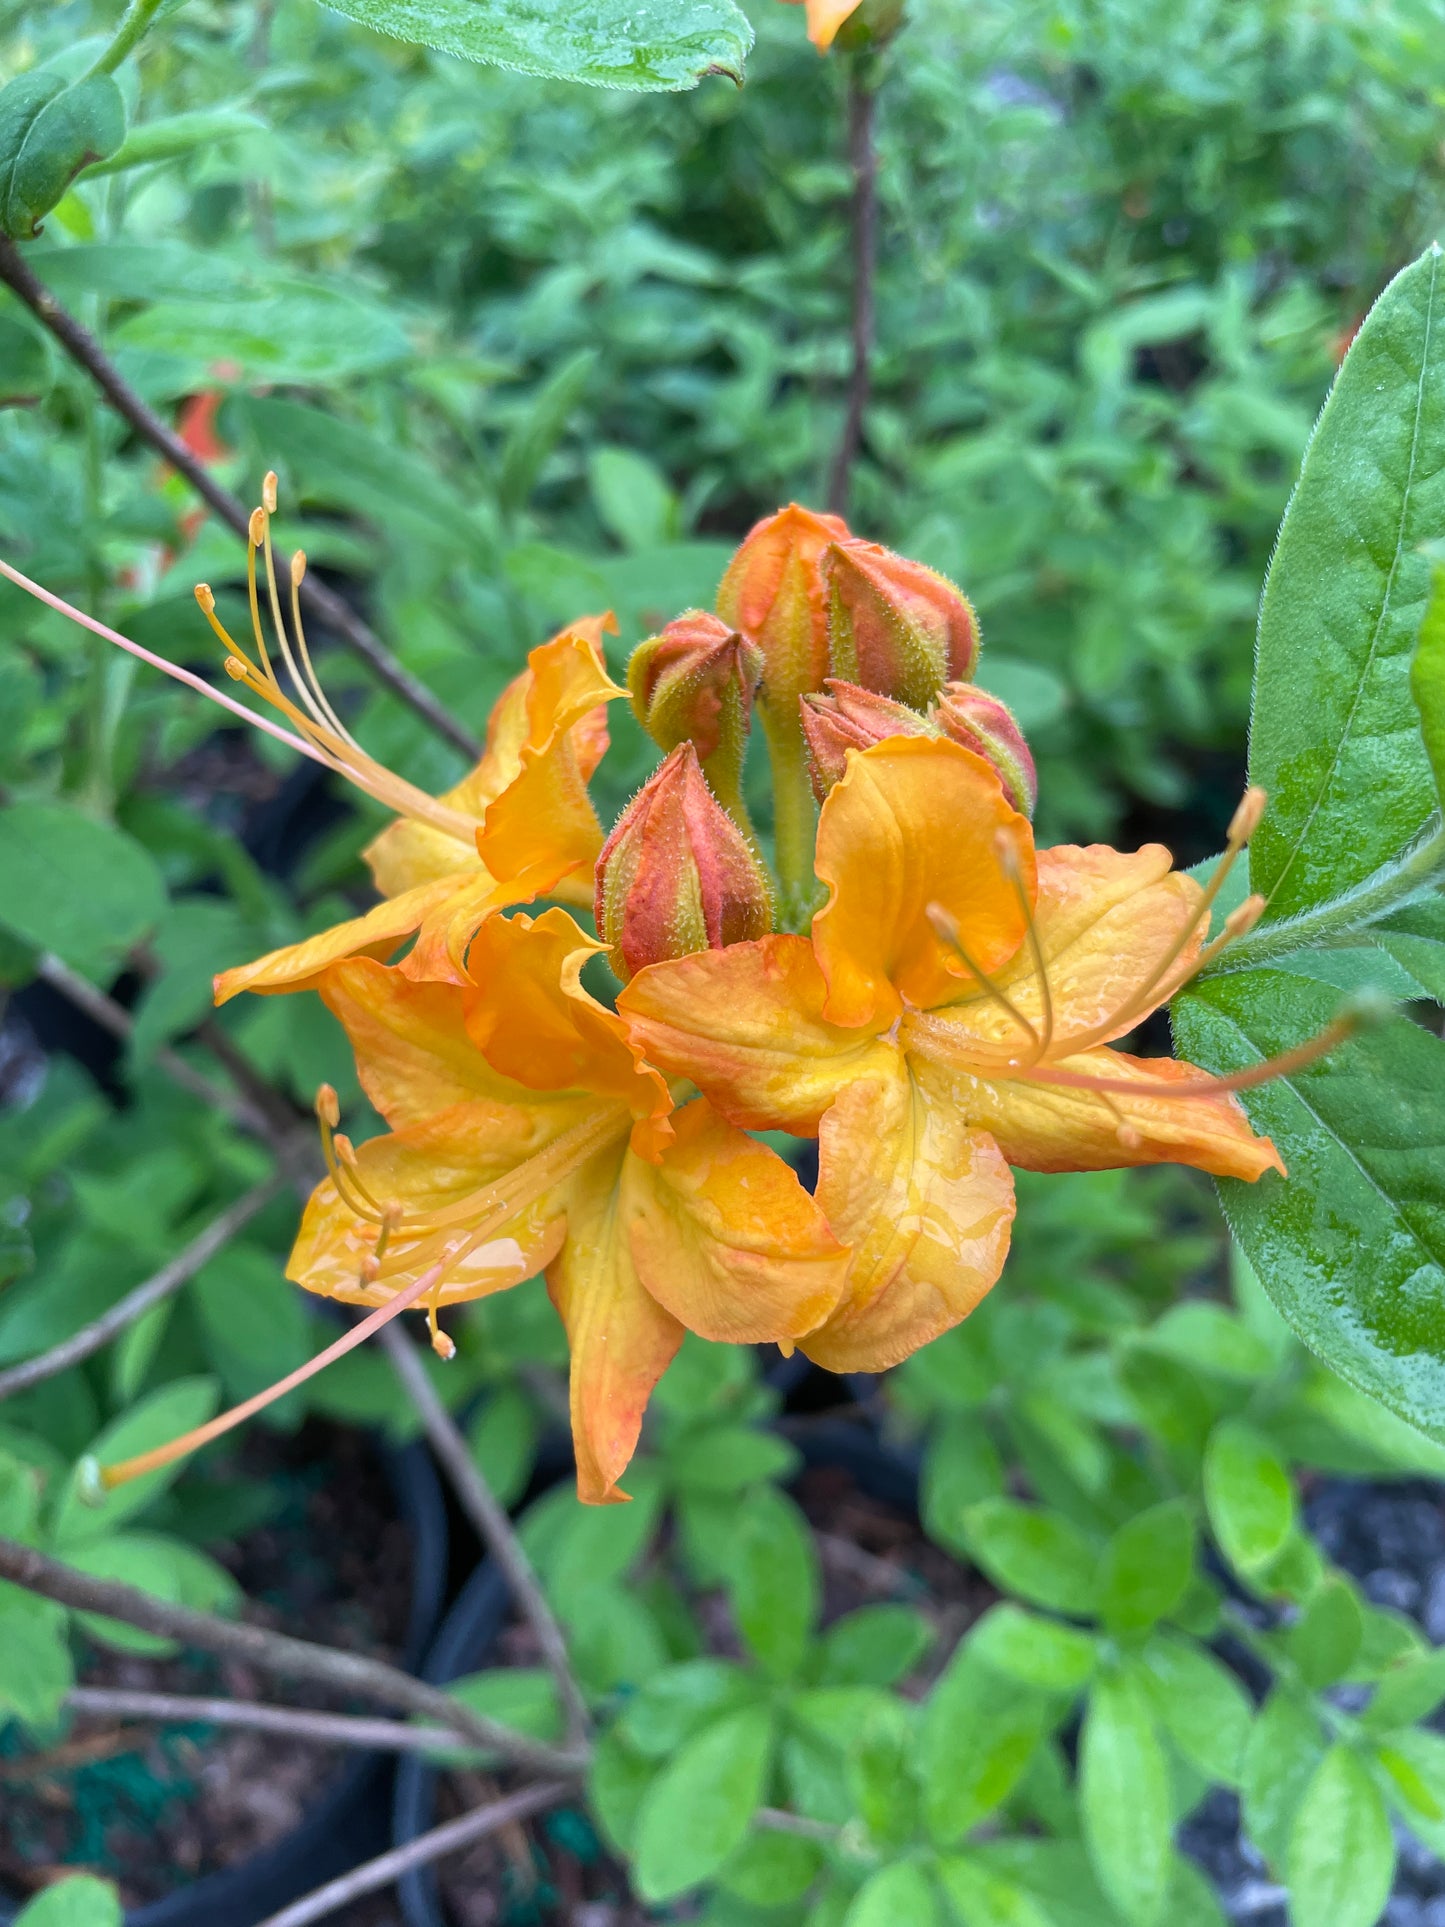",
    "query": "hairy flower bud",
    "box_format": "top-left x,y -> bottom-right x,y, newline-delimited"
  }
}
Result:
931,682 -> 1037,817
596,744 -> 774,981
823,541 -> 980,710
716,504 -> 851,721
627,612 -> 762,816
800,679 -> 937,800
